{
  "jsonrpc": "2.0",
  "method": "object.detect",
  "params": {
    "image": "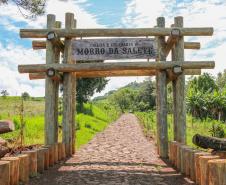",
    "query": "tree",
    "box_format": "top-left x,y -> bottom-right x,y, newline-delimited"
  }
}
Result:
76,77 -> 108,112
1,90 -> 9,98
21,92 -> 30,100
216,70 -> 226,91
0,0 -> 46,18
